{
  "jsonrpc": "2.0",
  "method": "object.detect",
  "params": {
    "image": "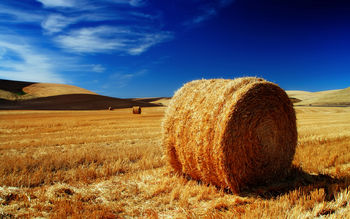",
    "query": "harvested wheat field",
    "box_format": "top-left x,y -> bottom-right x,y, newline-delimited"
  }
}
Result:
1,106 -> 350,218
